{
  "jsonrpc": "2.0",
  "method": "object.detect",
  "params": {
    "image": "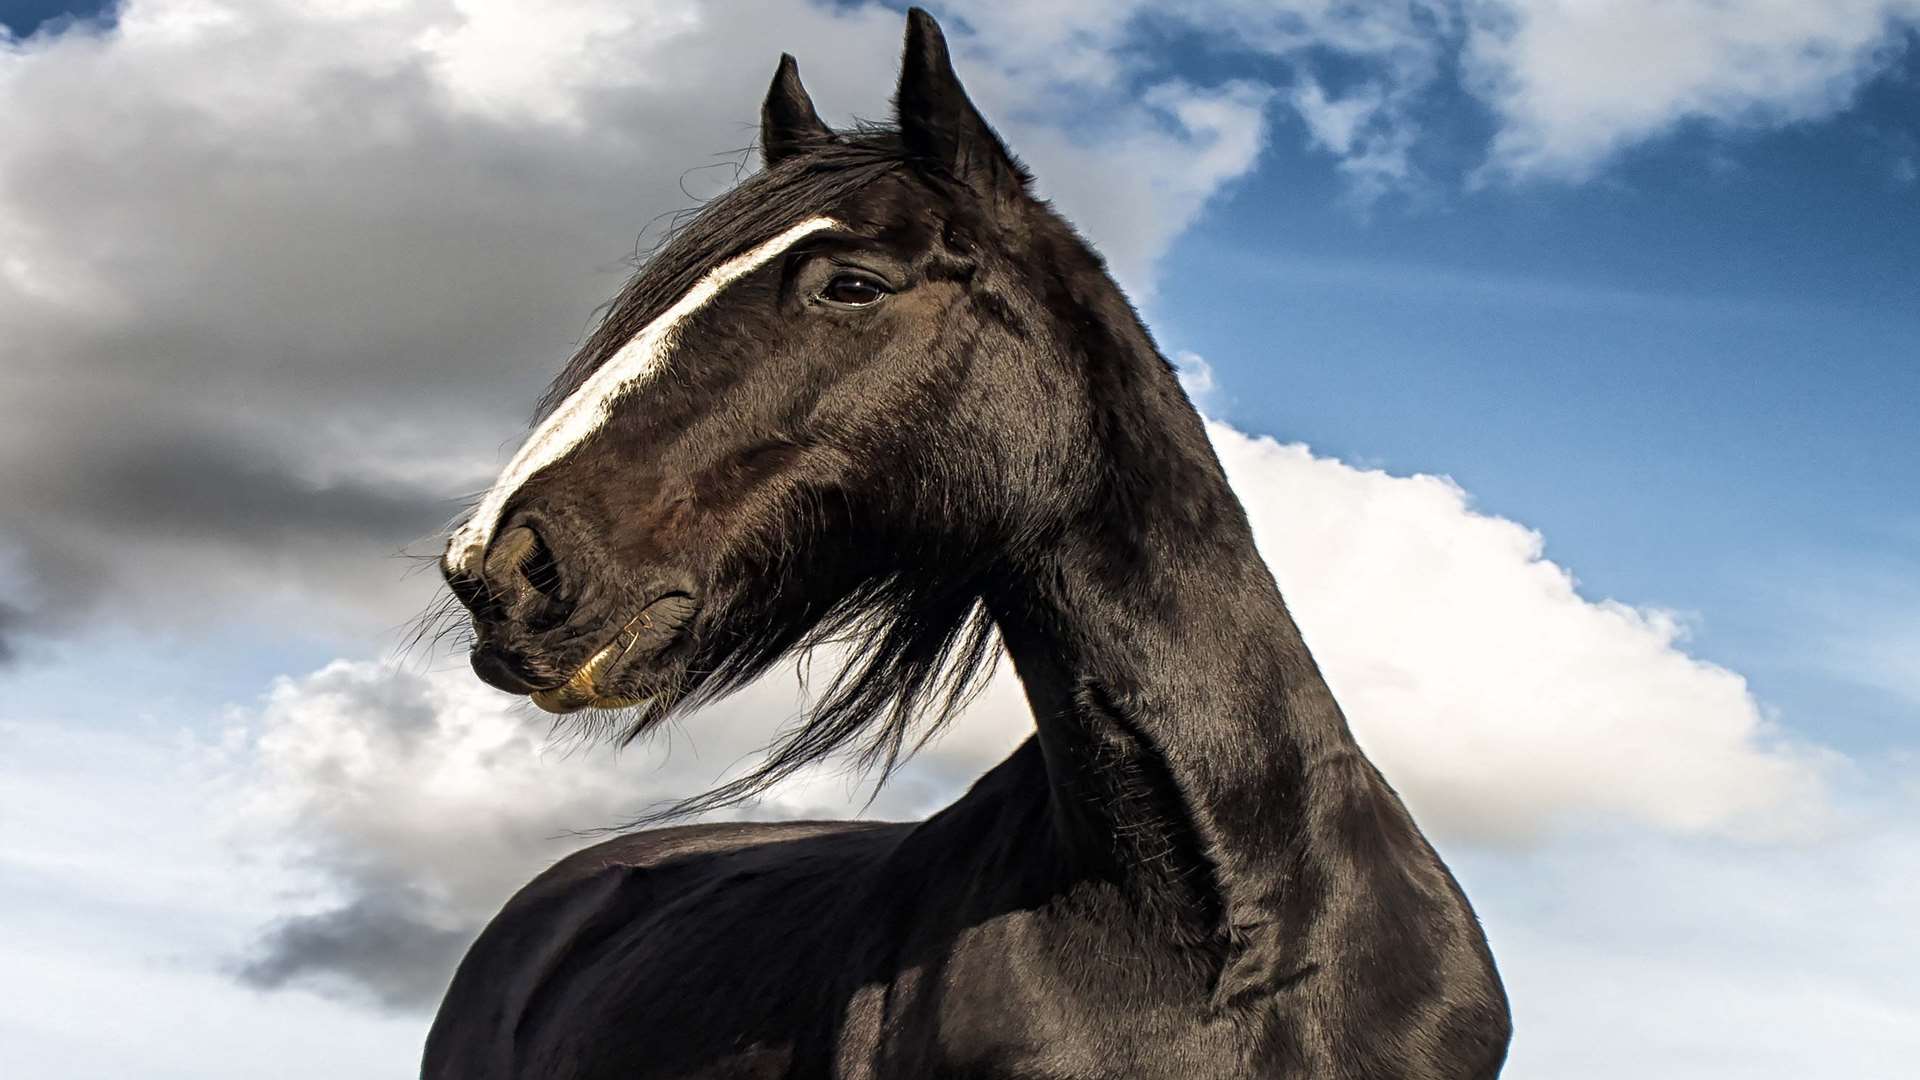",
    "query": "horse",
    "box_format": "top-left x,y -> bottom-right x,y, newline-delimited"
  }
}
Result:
425,10 -> 1511,1078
